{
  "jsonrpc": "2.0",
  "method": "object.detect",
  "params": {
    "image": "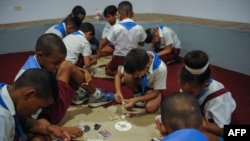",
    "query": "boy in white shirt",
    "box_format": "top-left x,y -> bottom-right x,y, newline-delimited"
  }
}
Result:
64,22 -> 97,68
97,1 -> 147,76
